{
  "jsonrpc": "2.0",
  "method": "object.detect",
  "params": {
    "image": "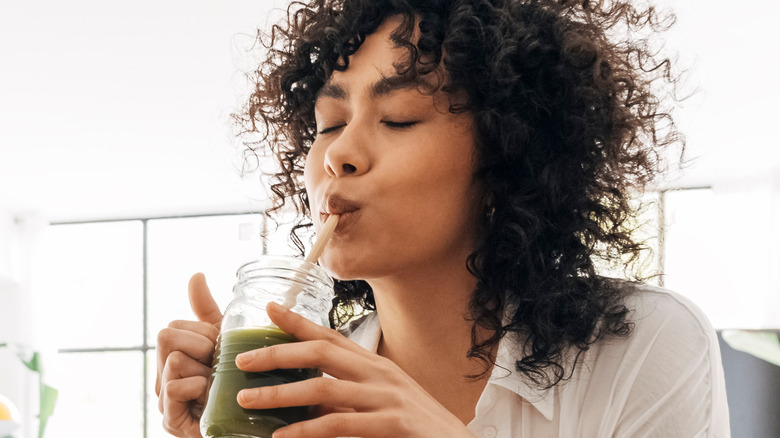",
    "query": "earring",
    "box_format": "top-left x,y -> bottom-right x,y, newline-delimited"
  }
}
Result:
484,194 -> 496,223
